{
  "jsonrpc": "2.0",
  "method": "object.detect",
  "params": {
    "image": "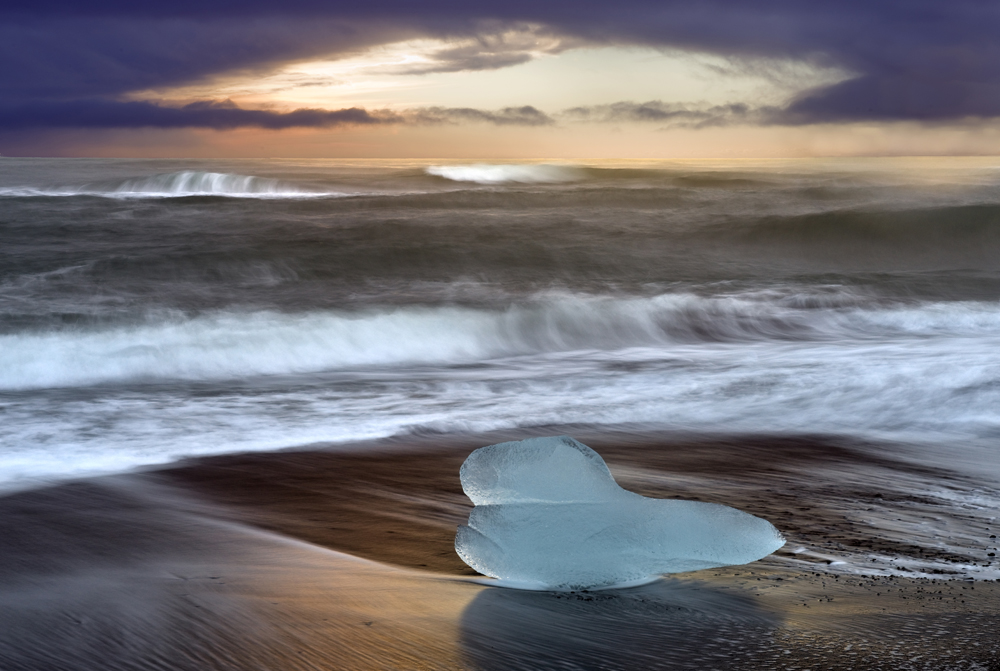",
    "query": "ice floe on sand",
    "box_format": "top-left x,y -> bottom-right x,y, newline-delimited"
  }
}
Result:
456,436 -> 785,590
